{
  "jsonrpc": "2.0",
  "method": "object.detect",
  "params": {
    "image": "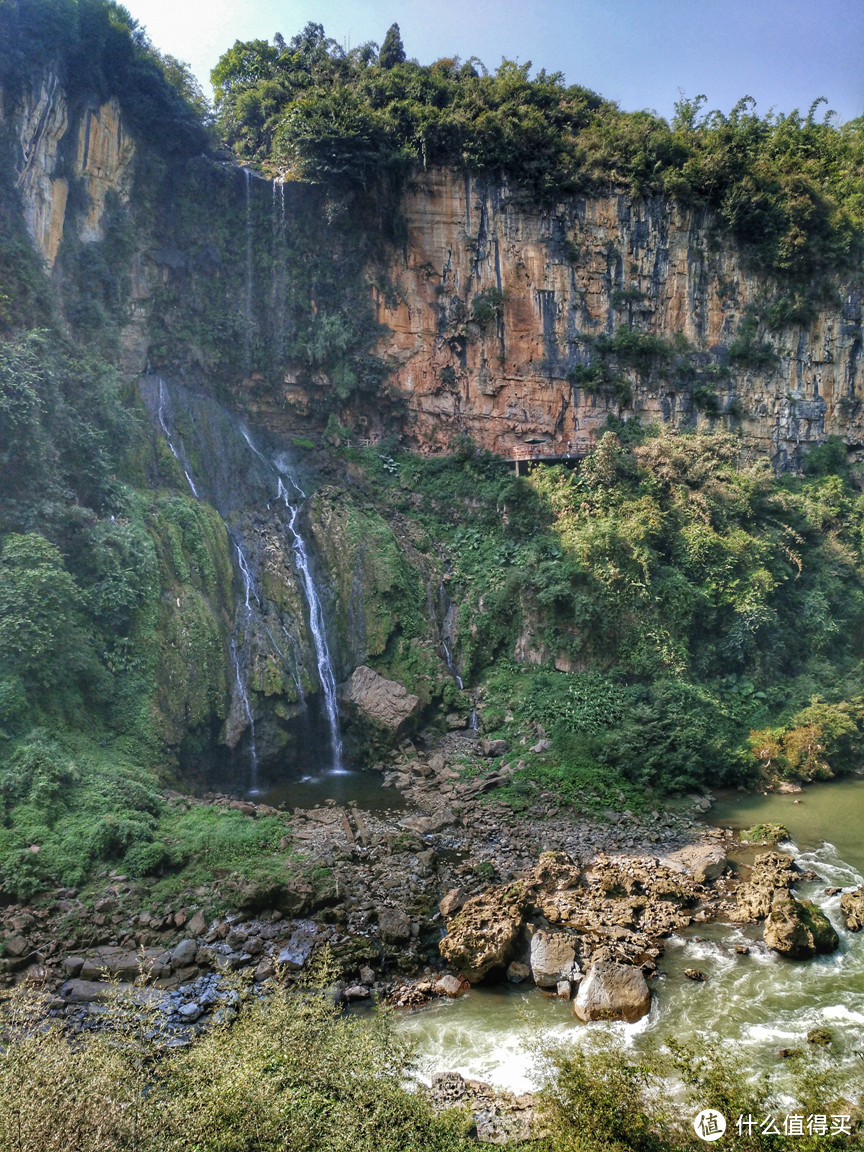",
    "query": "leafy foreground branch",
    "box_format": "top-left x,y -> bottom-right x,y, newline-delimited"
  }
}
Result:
0,979 -> 861,1151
